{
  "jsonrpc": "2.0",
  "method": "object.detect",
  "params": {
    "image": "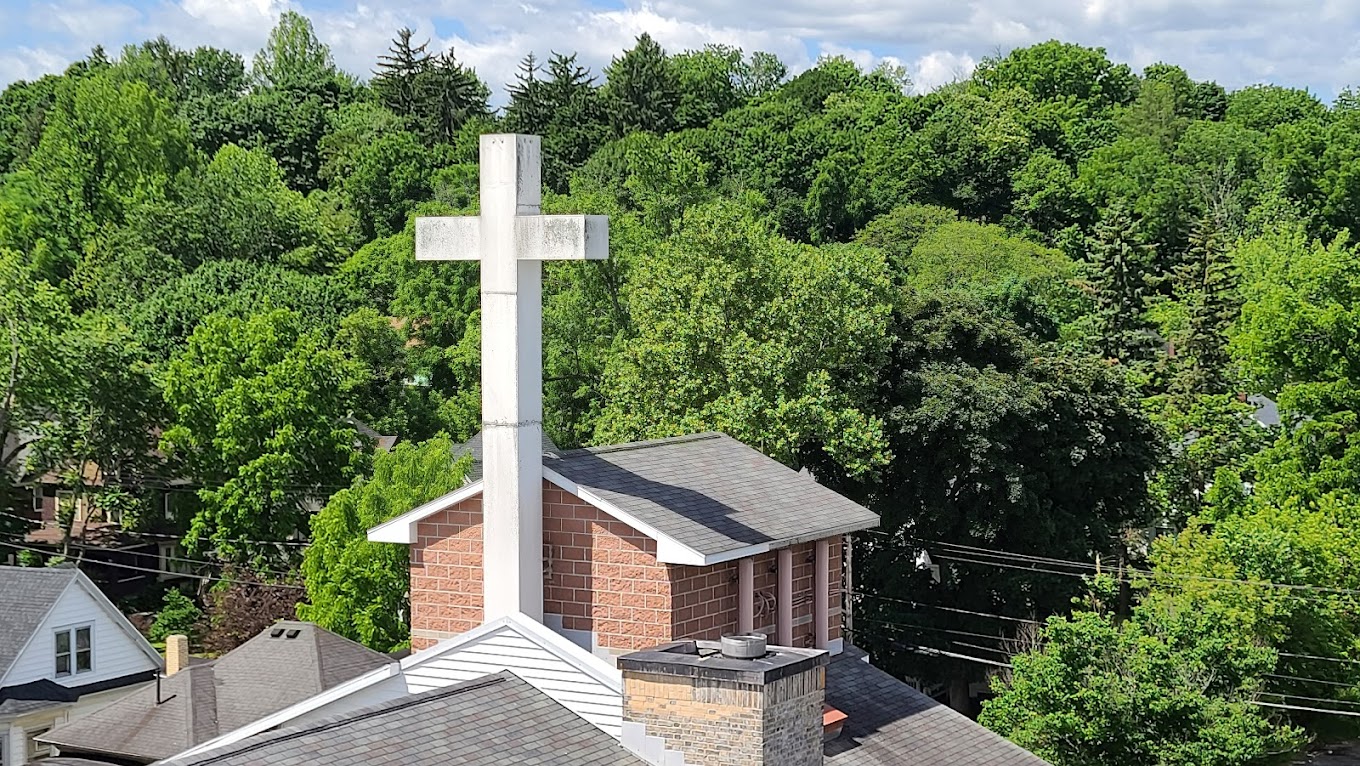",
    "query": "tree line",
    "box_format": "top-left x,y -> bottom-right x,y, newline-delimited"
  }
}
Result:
2,12 -> 1359,764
